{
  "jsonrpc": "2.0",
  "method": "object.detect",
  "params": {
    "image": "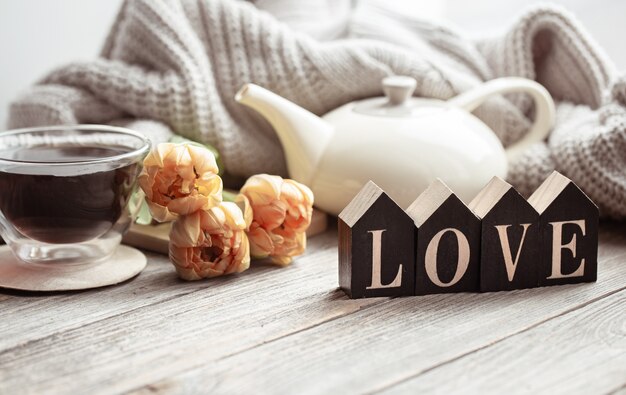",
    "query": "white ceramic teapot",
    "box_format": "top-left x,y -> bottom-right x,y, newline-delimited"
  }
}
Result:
235,76 -> 555,215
